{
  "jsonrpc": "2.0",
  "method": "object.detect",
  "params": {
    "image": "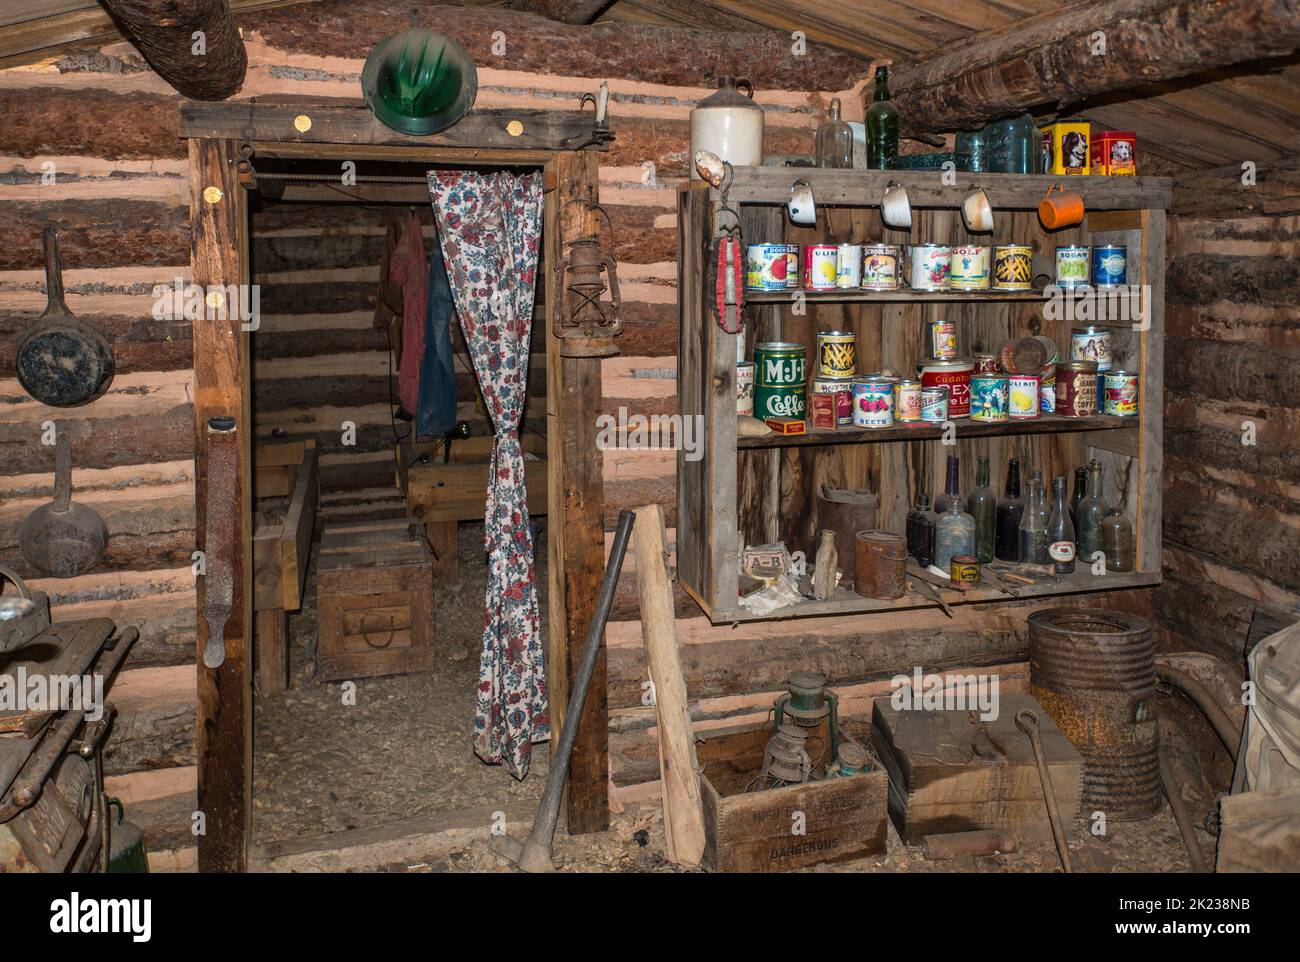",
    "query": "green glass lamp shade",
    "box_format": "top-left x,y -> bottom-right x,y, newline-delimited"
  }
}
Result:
362,28 -> 477,136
